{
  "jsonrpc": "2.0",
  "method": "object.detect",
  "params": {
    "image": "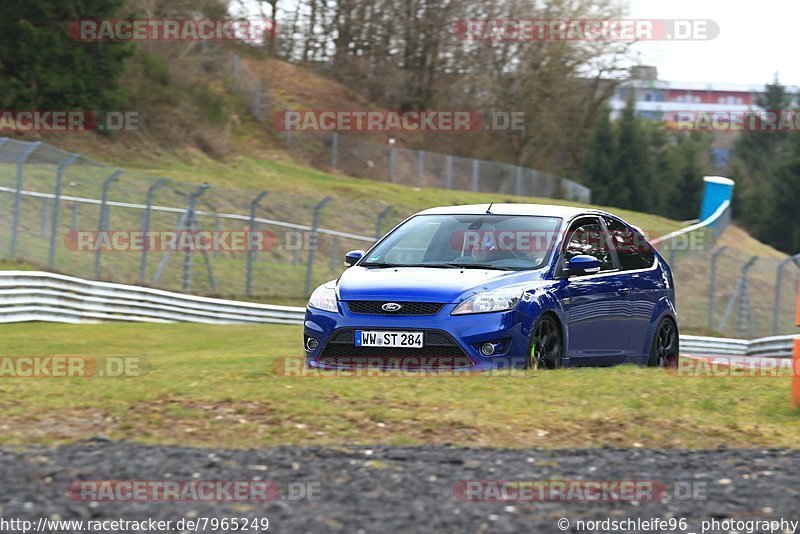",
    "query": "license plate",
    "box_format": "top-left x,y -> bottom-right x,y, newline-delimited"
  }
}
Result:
355,330 -> 424,348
